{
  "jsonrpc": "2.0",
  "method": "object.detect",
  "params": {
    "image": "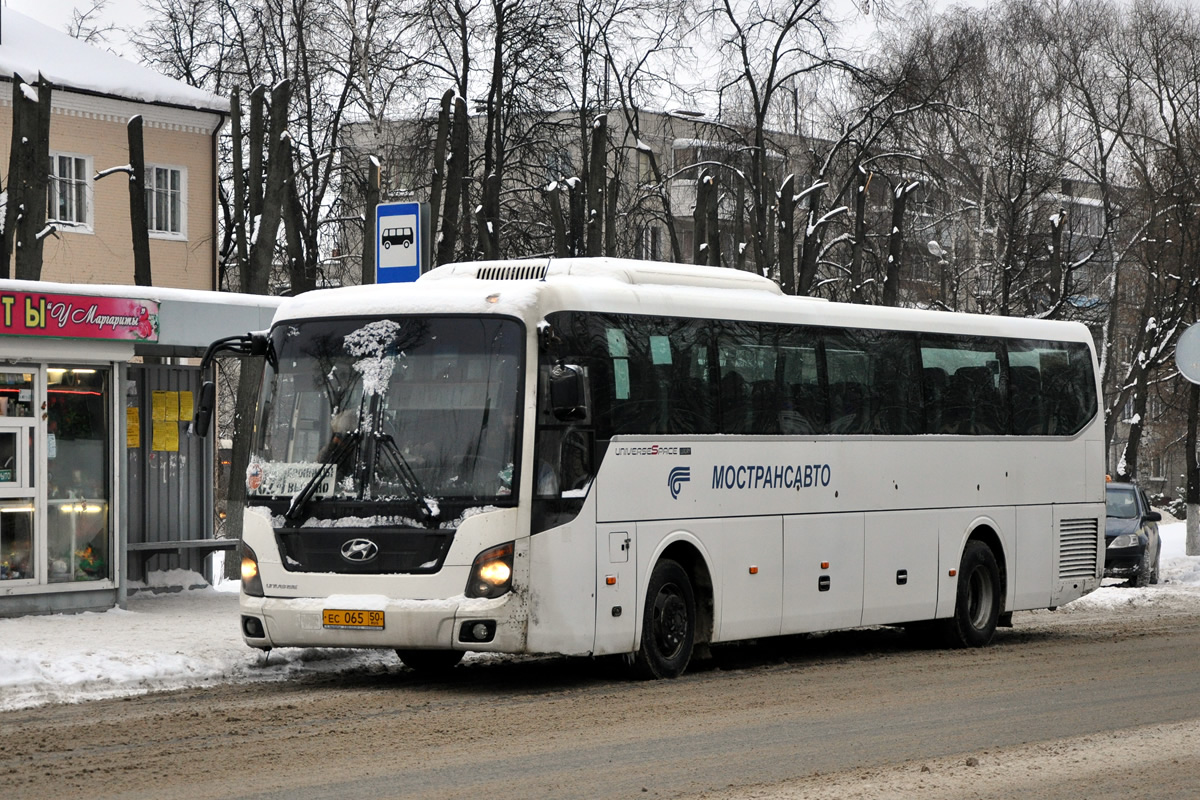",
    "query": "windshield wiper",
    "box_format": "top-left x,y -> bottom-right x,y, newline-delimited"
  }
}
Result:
371,431 -> 437,521
284,429 -> 361,522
